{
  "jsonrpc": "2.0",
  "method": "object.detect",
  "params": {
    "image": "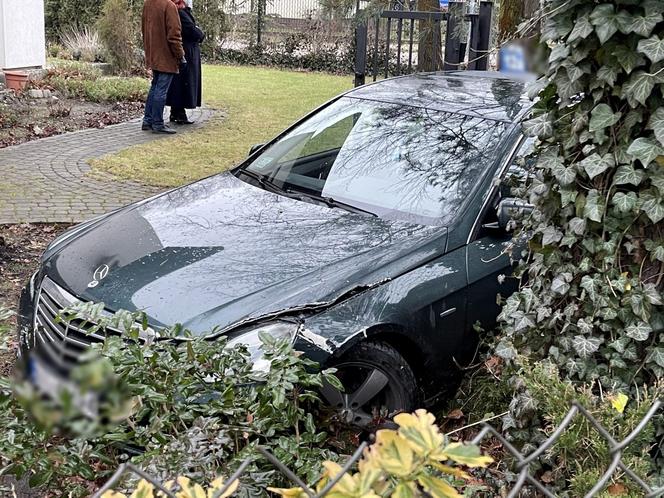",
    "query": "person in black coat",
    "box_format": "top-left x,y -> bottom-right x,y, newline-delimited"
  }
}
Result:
166,2 -> 204,124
